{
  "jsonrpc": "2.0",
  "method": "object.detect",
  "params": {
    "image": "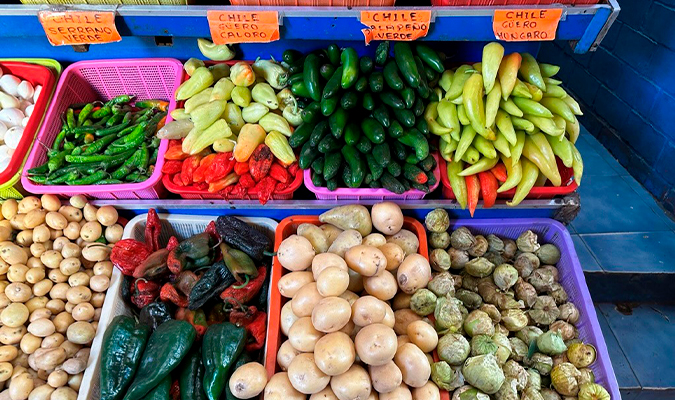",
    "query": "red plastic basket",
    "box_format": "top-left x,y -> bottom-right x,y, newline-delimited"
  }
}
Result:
21,58 -> 184,199
0,62 -> 56,187
264,215 -> 452,399
162,60 -> 304,200
230,0 -> 395,5
431,0 -> 599,4
439,157 -> 578,200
